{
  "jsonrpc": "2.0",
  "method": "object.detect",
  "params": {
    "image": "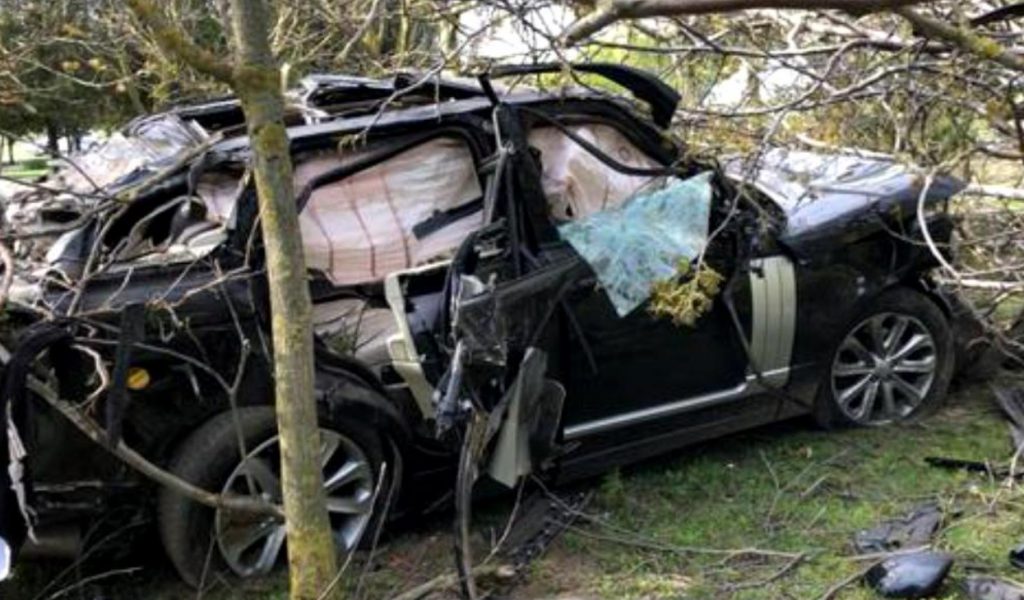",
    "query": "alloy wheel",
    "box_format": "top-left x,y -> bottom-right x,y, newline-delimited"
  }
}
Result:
214,429 -> 376,577
830,312 -> 937,425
